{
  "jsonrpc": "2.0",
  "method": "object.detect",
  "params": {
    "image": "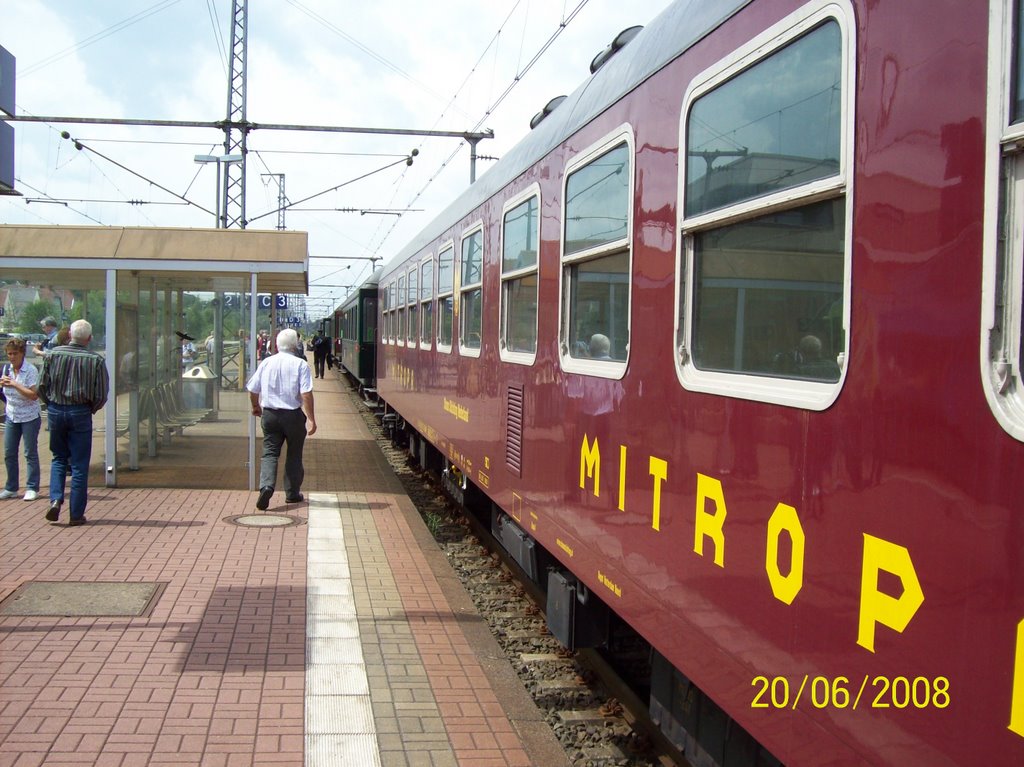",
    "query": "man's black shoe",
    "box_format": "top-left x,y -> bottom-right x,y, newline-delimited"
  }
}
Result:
45,501 -> 61,523
256,487 -> 273,511
285,493 -> 304,504
68,517 -> 88,527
